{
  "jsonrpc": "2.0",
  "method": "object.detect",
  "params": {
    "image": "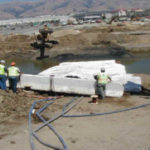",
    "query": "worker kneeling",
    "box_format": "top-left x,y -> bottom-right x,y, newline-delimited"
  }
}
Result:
94,68 -> 111,99
8,62 -> 21,93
